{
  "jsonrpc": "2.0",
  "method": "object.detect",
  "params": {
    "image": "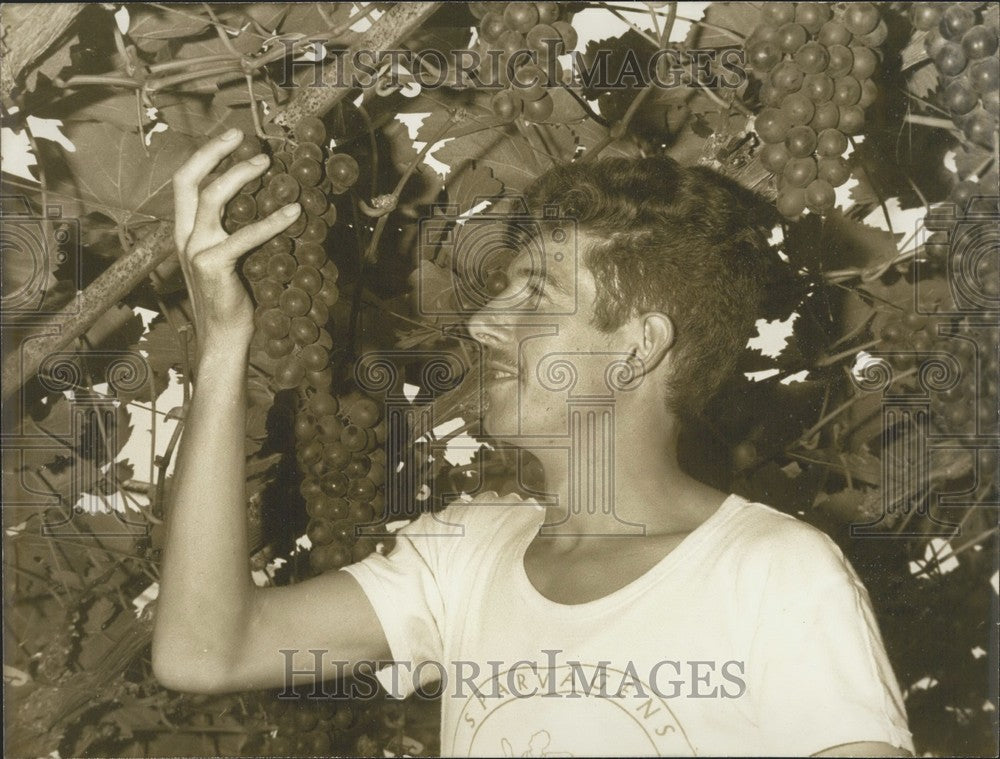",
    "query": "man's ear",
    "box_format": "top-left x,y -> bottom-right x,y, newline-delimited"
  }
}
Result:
627,312 -> 674,376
